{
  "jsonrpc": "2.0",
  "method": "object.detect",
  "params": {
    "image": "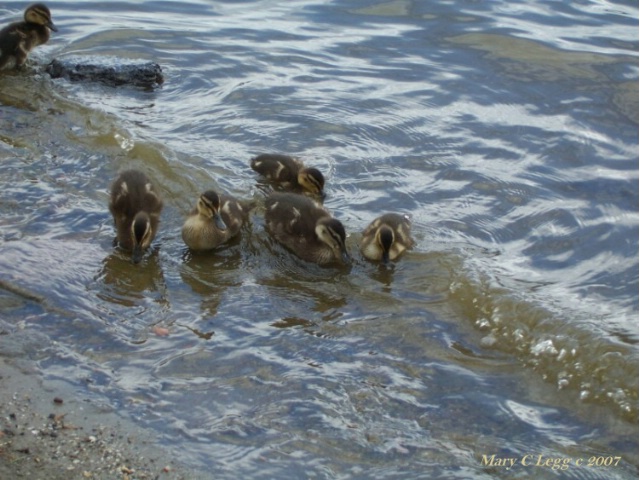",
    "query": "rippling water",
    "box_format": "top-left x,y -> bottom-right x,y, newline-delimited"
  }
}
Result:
1,0 -> 638,478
